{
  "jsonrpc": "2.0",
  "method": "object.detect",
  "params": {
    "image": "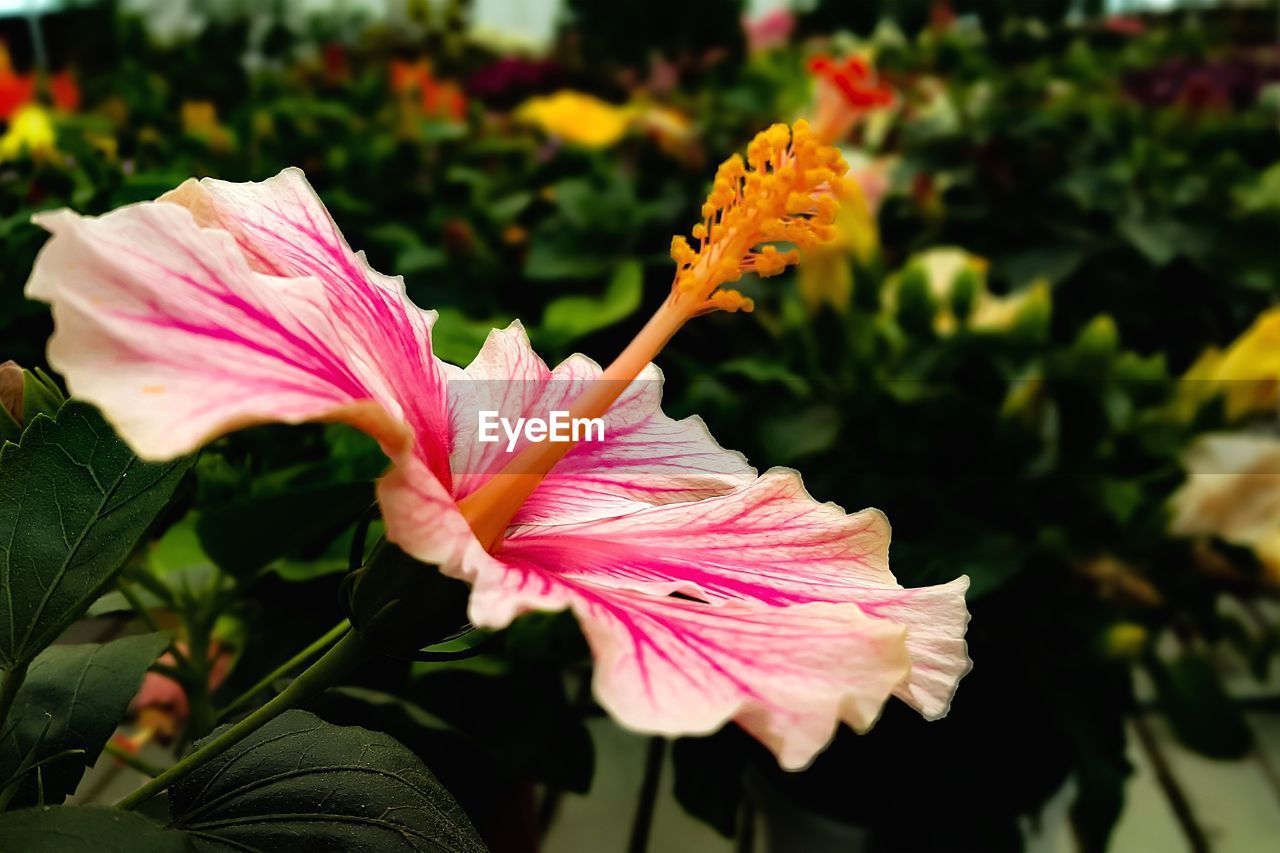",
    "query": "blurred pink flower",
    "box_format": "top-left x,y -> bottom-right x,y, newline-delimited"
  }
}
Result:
1103,16 -> 1146,37
118,640 -> 233,750
743,9 -> 795,54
